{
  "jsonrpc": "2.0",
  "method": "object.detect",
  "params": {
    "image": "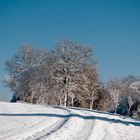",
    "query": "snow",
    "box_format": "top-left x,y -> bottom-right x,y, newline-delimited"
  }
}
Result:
0,102 -> 140,140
